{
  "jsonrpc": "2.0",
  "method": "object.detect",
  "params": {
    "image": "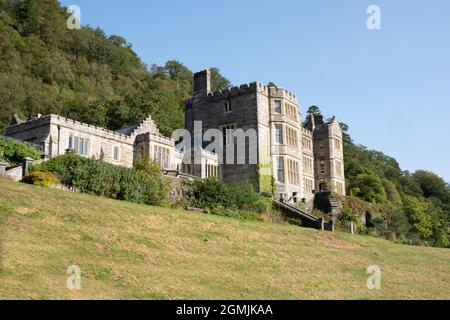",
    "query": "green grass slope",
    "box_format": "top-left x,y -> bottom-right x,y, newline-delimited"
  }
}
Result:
0,177 -> 449,300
